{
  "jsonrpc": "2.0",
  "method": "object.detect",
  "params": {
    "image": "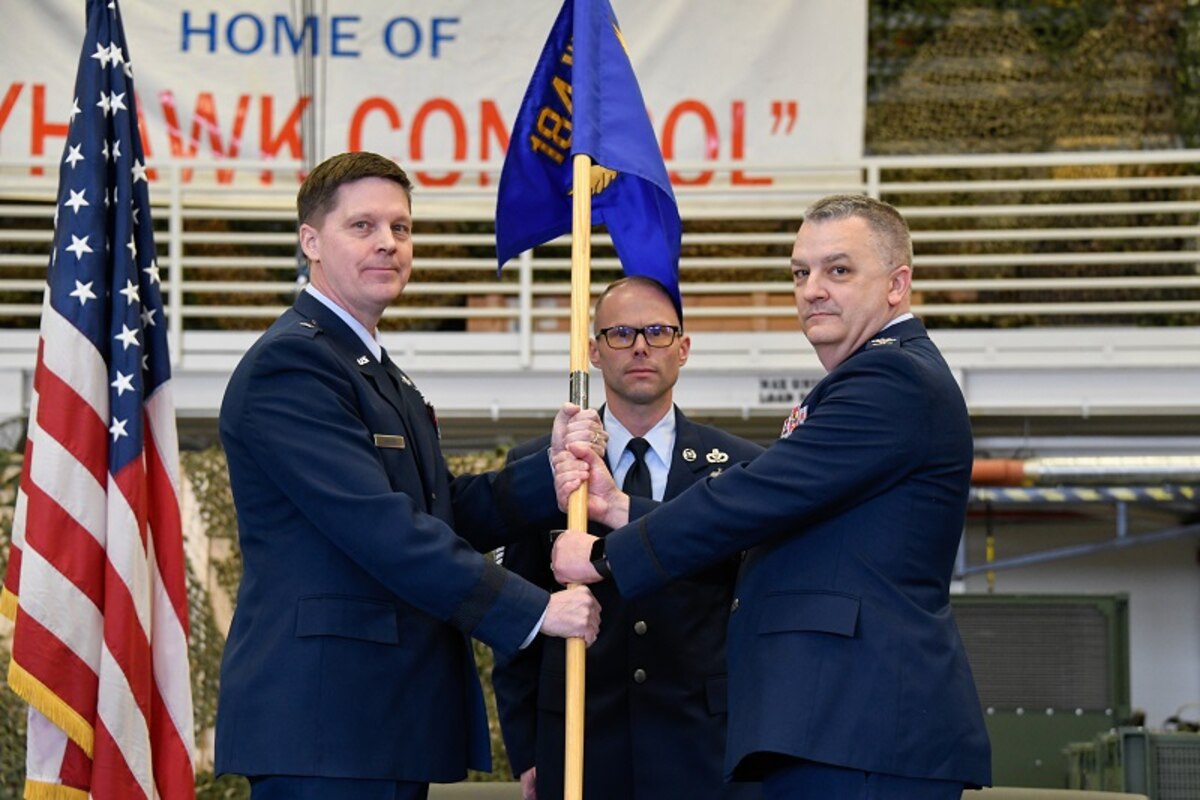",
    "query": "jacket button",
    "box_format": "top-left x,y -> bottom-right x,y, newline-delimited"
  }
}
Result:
633,669 -> 647,684
731,597 -> 740,612
633,621 -> 647,635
